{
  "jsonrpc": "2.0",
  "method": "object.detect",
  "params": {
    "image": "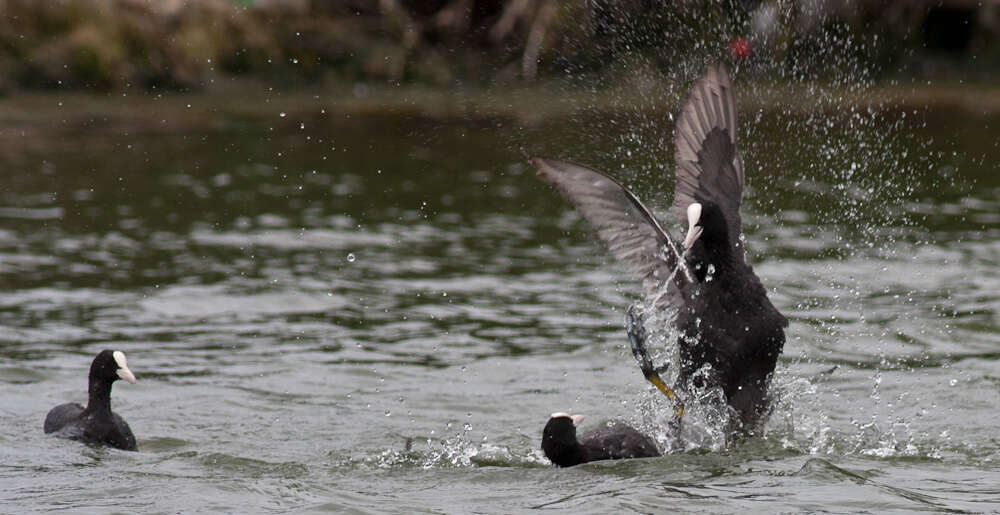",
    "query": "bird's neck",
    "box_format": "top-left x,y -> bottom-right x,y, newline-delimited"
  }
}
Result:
689,240 -> 735,280
85,377 -> 114,415
554,439 -> 586,467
